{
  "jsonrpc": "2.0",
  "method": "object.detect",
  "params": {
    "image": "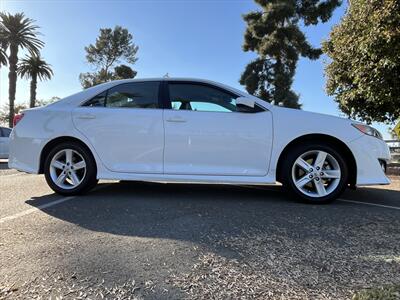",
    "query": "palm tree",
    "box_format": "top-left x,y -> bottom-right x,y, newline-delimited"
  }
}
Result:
0,12 -> 43,127
18,55 -> 53,107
